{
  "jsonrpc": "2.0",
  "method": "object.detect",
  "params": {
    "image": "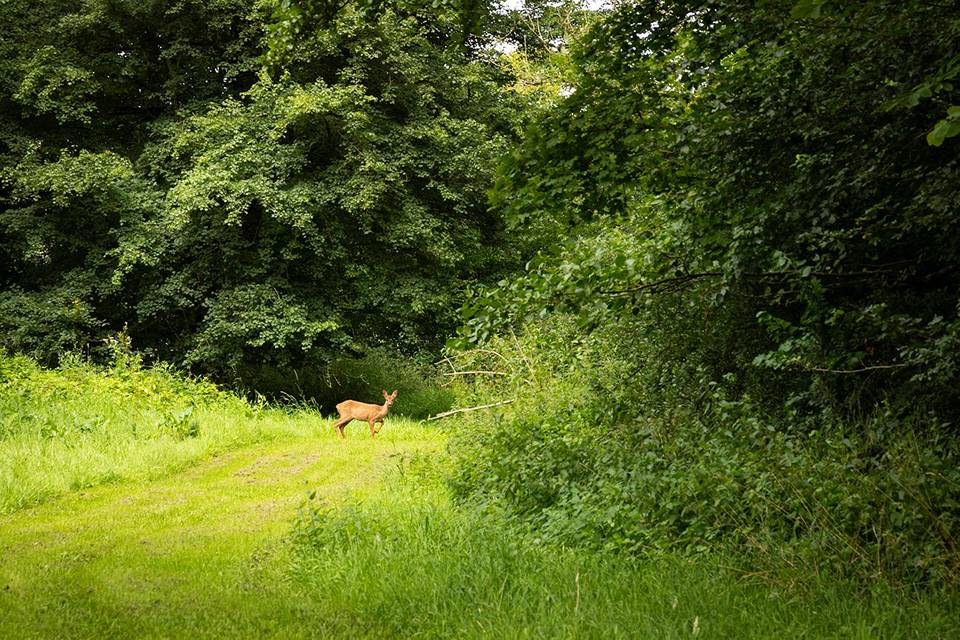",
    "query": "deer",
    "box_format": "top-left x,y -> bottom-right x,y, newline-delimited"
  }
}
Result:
333,390 -> 398,439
